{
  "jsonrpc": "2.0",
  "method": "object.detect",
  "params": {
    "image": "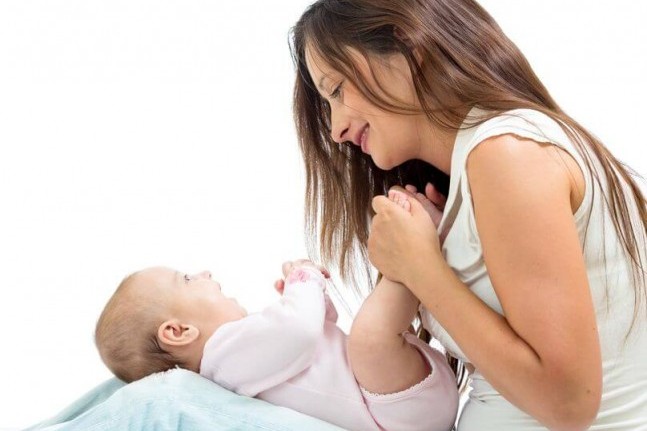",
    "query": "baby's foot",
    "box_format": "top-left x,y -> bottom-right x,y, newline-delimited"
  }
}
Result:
388,187 -> 448,244
404,184 -> 444,229
387,189 -> 412,212
405,183 -> 446,212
